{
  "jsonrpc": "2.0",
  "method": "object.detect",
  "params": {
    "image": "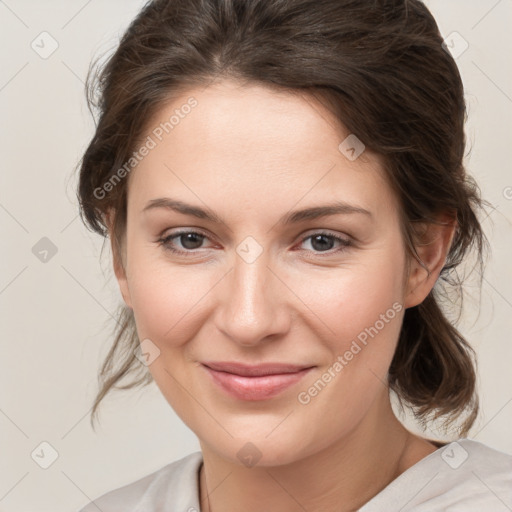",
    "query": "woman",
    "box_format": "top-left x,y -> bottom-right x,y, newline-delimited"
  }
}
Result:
76,0 -> 512,510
